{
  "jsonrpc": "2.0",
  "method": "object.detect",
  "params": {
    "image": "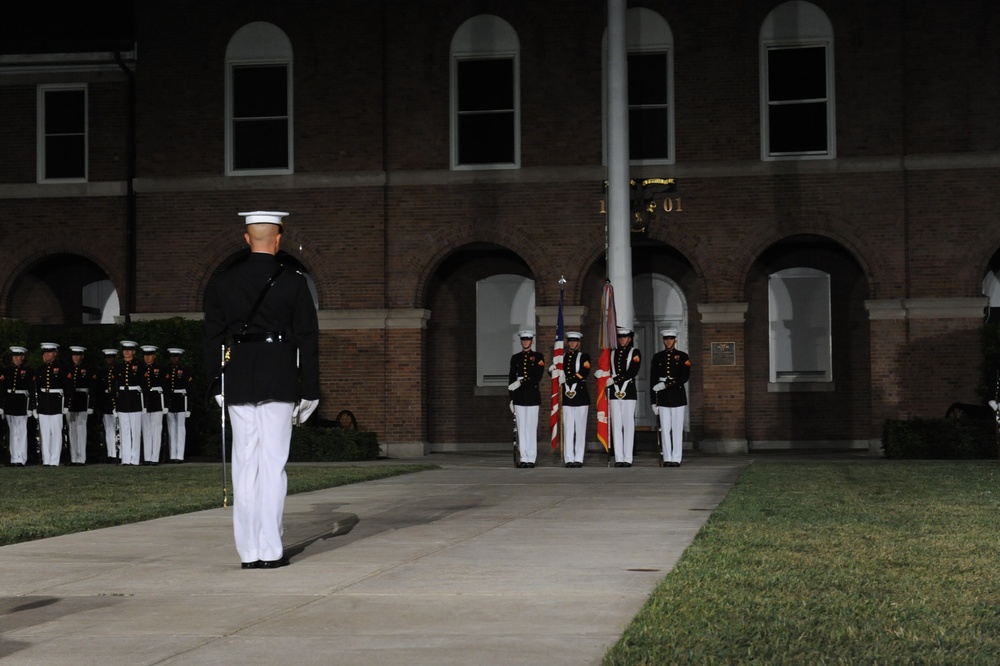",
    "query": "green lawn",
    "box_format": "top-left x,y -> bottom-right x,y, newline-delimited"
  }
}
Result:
0,462 -> 437,547
605,460 -> 1000,665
